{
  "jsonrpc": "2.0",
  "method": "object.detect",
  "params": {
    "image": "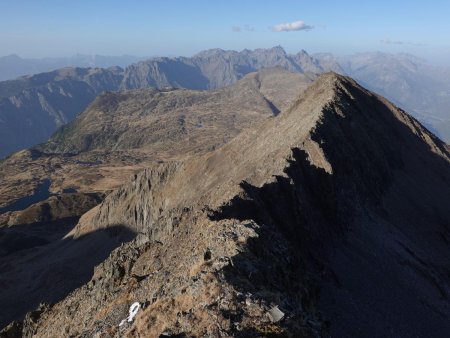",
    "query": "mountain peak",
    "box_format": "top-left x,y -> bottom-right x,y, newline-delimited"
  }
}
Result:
252,45 -> 287,57
1,54 -> 21,60
313,71 -> 347,83
295,49 -> 309,56
269,45 -> 286,53
193,48 -> 229,58
292,71 -> 355,103
193,46 -> 288,59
